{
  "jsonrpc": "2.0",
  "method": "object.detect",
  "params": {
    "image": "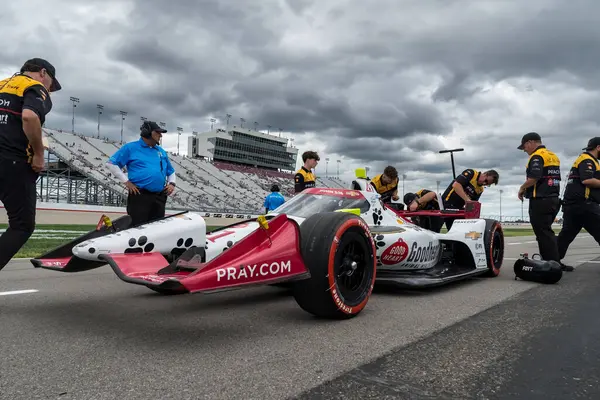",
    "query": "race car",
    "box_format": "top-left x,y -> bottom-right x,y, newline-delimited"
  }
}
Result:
31,168 -> 504,320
